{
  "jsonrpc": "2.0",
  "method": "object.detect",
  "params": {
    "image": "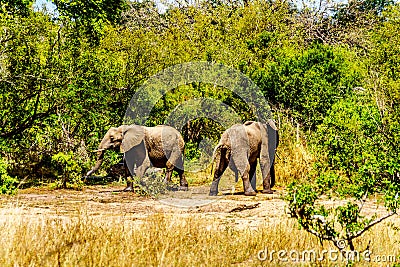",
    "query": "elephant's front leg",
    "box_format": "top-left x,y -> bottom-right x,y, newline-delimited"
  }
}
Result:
135,157 -> 151,179
123,162 -> 134,192
165,148 -> 188,191
242,164 -> 256,196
